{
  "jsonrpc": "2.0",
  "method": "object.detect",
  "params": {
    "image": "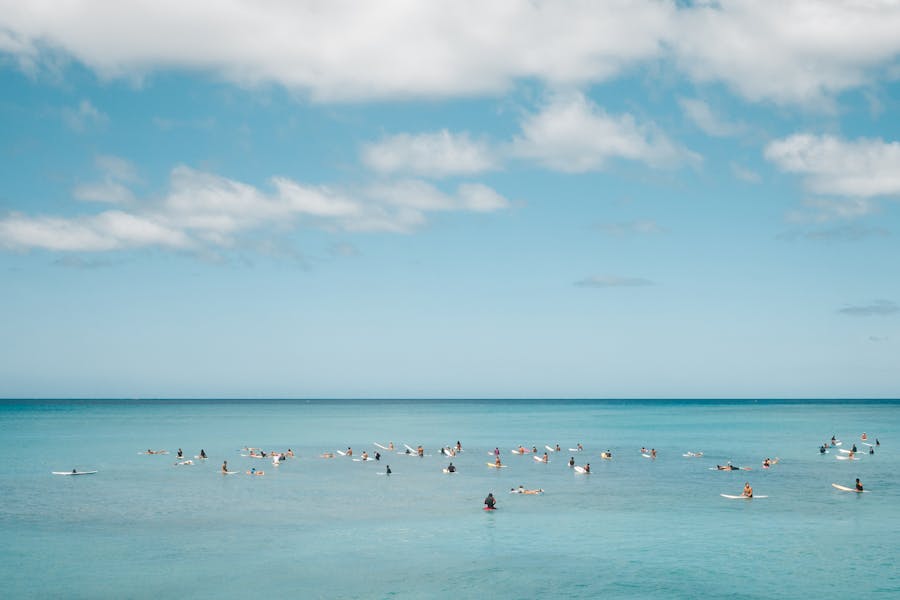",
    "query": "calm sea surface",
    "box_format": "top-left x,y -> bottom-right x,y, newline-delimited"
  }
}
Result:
1,399 -> 898,599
